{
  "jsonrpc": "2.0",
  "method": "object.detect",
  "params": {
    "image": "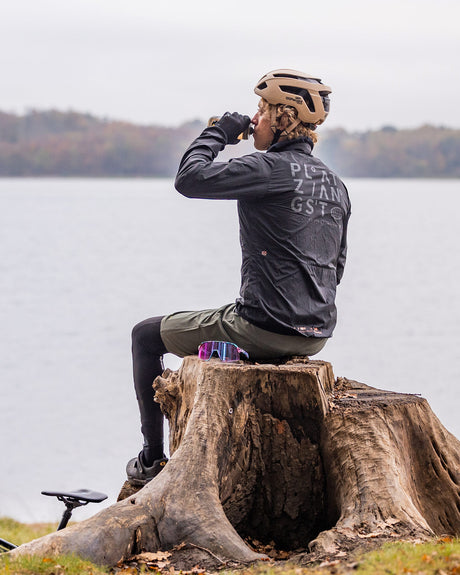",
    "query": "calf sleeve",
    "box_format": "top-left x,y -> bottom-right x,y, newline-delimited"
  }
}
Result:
131,316 -> 167,464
